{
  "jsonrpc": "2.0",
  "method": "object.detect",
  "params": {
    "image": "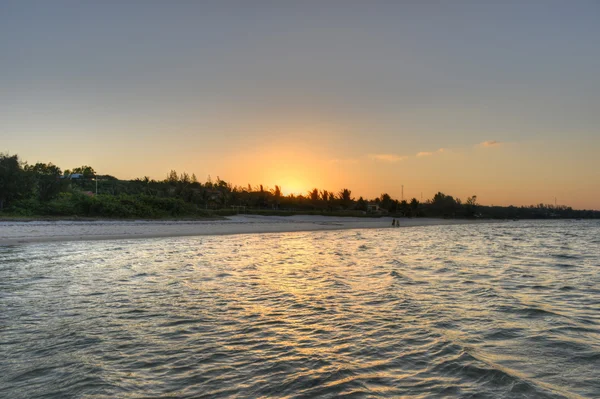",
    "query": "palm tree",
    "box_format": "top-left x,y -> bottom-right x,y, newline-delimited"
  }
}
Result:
338,188 -> 354,209
320,189 -> 329,201
309,188 -> 319,202
271,185 -> 282,199
338,188 -> 353,202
